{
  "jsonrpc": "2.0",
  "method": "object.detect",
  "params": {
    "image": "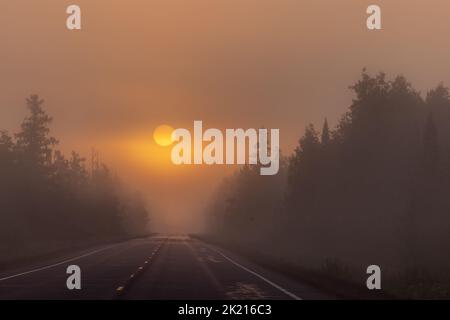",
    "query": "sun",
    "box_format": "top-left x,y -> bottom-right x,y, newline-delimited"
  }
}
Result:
153,124 -> 174,147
